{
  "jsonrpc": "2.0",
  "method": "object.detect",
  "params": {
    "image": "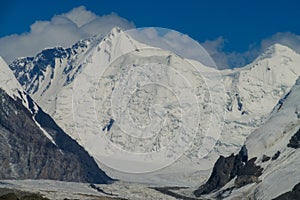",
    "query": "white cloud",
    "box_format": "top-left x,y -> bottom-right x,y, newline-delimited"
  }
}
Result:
201,37 -> 257,69
201,37 -> 229,69
201,32 -> 300,69
1,6 -> 299,70
260,32 -> 300,52
0,6 -> 135,63
63,6 -> 97,27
